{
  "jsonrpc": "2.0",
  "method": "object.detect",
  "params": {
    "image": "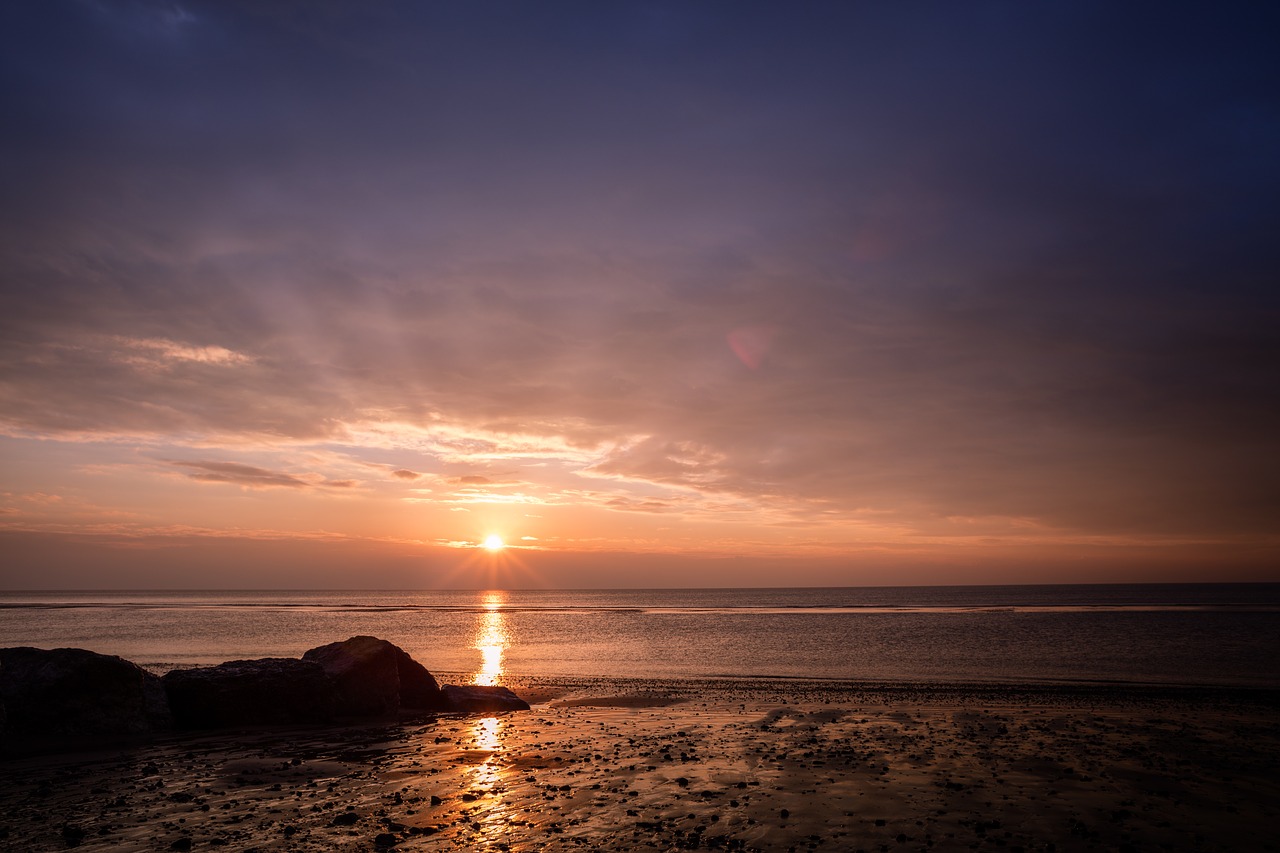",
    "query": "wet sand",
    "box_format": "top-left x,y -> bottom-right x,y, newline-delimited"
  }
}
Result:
2,678 -> 1277,852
